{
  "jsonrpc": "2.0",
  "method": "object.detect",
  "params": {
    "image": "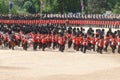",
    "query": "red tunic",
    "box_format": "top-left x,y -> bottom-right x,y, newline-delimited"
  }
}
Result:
46,34 -> 52,43
95,38 -> 100,45
52,35 -> 56,43
32,34 -> 37,43
2,35 -> 7,41
41,37 -> 46,44
55,35 -> 58,42
79,37 -> 83,45
72,37 -> 76,44
104,37 -> 109,45
65,34 -> 71,40
83,38 -> 88,46
75,37 -> 80,45
111,38 -> 116,46
98,39 -> 104,48
90,37 -> 95,45
117,38 -> 120,46
36,34 -> 40,43
23,38 -> 27,44
15,34 -> 19,41
58,37 -> 65,45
